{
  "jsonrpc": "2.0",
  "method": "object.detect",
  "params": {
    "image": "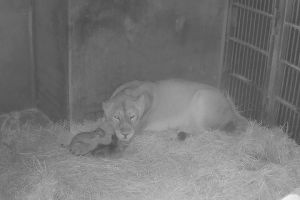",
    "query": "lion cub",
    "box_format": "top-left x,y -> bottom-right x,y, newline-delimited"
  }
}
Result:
66,120 -> 121,156
103,79 -> 249,142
